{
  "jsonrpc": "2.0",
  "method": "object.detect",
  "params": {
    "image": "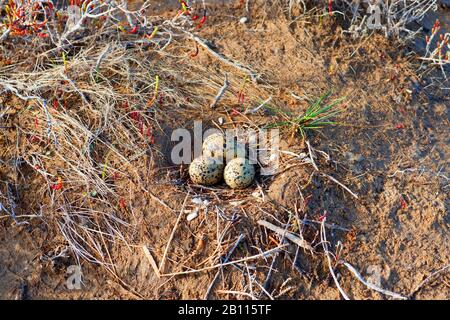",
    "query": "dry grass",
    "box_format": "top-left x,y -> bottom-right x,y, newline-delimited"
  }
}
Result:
0,0 -> 284,289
